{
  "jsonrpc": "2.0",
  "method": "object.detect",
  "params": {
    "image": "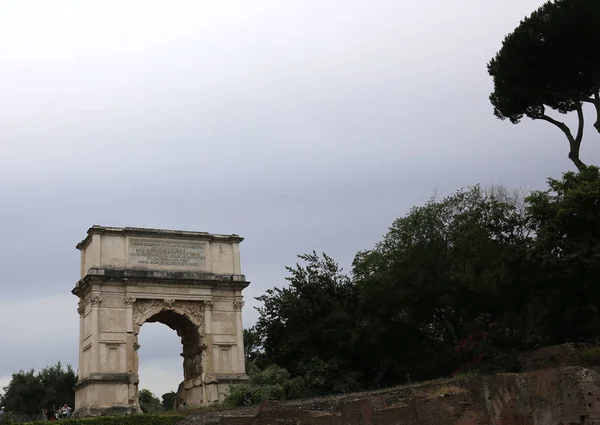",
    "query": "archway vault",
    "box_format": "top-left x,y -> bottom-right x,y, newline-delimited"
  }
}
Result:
72,226 -> 250,417
133,298 -> 204,335
134,300 -> 206,393
490,377 -> 563,425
